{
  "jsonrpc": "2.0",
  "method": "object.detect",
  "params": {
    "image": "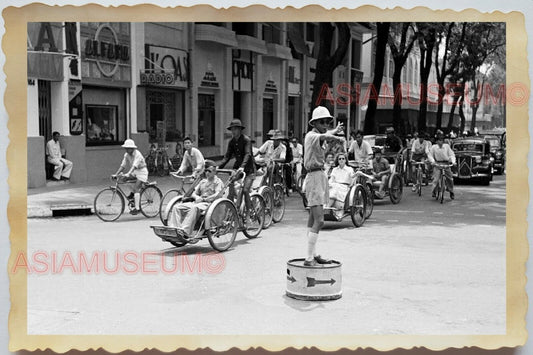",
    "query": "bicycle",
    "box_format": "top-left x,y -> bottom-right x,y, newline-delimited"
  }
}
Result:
433,162 -> 454,204
350,161 -> 374,220
94,174 -> 162,222
159,172 -> 203,225
262,160 -> 286,223
411,161 -> 426,197
167,169 -> 266,239
155,146 -> 174,176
